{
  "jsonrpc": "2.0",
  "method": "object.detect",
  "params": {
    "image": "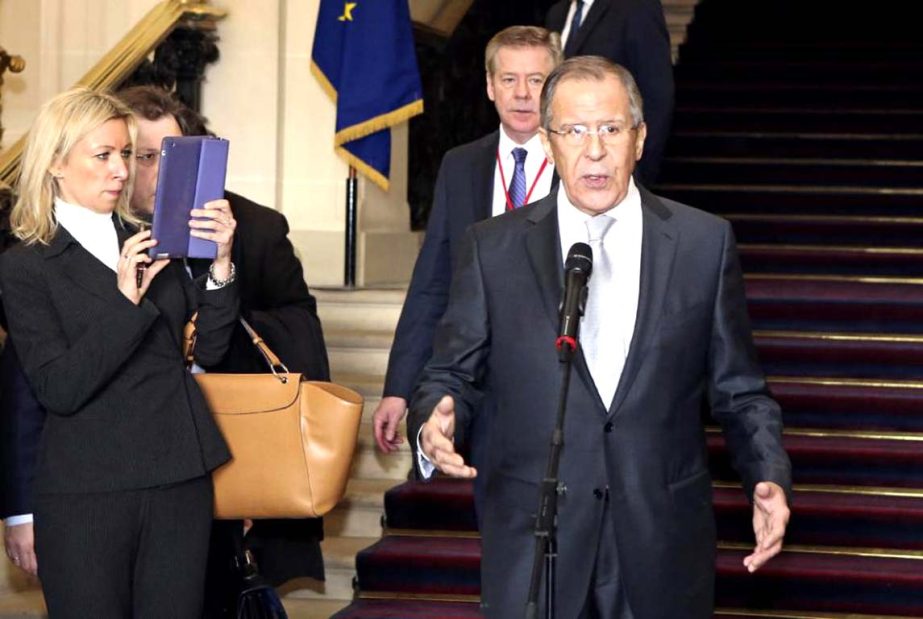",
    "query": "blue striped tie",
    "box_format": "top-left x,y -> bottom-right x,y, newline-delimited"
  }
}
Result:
509,147 -> 528,208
